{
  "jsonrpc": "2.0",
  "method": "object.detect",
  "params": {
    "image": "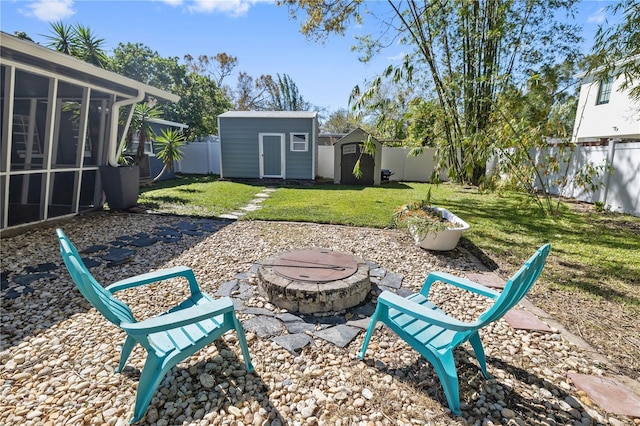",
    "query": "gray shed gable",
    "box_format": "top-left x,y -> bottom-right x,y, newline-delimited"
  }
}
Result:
218,111 -> 318,180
